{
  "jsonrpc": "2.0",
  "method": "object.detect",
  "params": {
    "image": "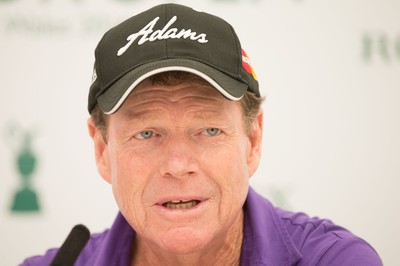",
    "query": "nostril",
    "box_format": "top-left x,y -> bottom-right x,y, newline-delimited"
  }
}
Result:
159,157 -> 198,178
